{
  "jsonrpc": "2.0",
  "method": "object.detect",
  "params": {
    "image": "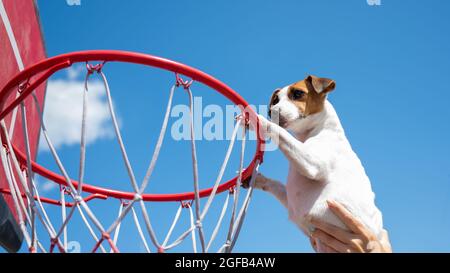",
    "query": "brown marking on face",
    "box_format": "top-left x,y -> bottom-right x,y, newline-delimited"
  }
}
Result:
288,75 -> 336,116
268,89 -> 280,118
